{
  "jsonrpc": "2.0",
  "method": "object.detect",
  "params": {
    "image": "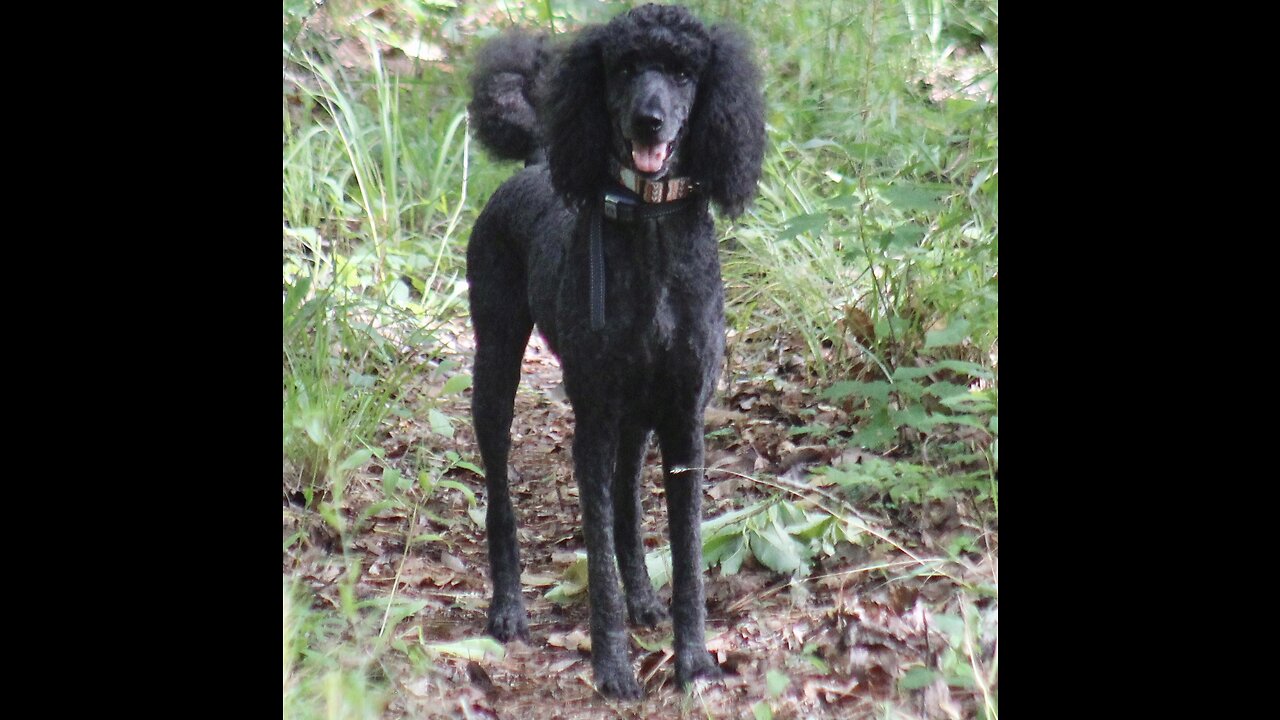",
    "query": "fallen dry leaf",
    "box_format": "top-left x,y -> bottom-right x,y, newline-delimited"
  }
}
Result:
546,629 -> 591,652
